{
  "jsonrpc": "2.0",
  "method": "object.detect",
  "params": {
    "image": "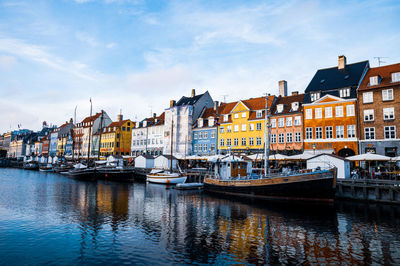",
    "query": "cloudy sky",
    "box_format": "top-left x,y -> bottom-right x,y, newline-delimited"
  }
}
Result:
0,0 -> 399,132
